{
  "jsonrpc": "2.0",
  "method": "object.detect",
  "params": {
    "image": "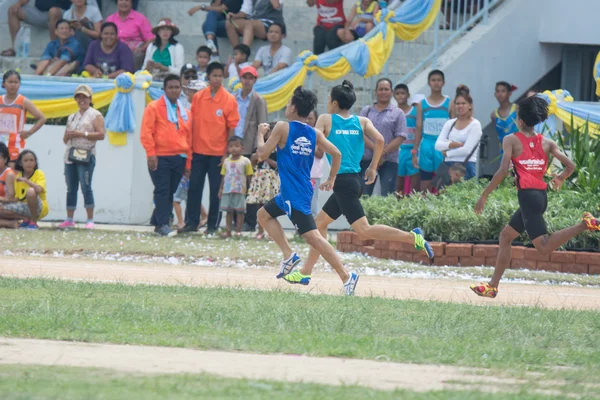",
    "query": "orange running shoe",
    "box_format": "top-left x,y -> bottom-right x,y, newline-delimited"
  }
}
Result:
470,283 -> 498,298
582,212 -> 600,232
